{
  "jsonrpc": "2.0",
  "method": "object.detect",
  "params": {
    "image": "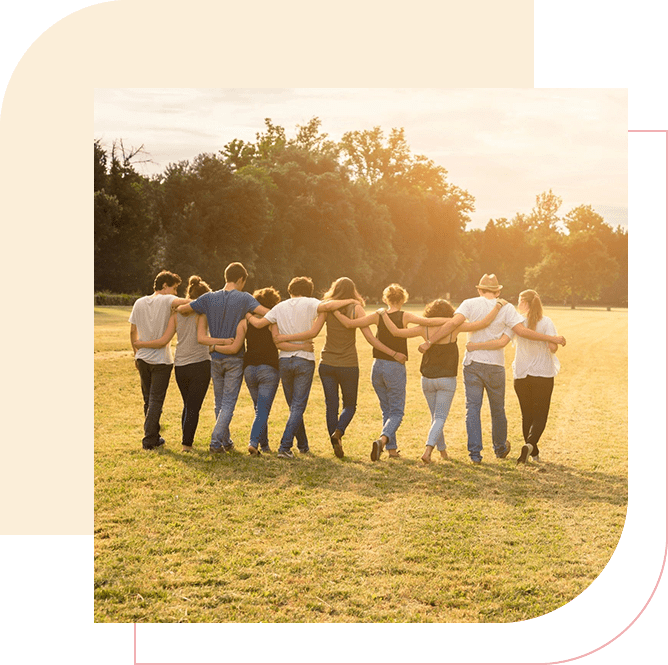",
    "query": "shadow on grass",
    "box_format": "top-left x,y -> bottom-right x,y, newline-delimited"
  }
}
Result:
140,444 -> 627,511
